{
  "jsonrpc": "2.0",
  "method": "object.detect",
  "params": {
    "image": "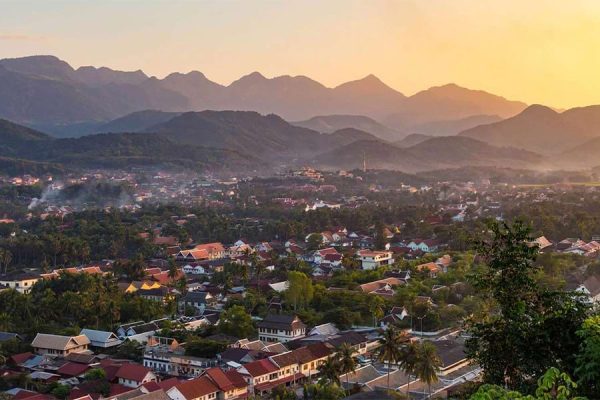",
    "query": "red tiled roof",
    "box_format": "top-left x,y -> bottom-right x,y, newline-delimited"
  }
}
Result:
57,362 -> 90,377
13,392 -> 54,400
141,382 -> 162,392
10,352 -> 34,364
204,368 -> 234,391
243,358 -> 278,377
102,364 -> 122,381
173,376 -> 218,399
115,364 -> 152,382
109,384 -> 131,396
270,351 -> 298,368
157,377 -> 181,391
306,342 -> 332,359
223,370 -> 247,389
